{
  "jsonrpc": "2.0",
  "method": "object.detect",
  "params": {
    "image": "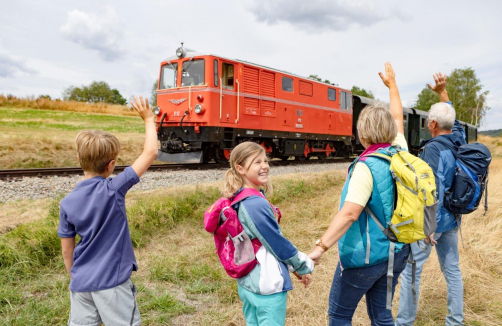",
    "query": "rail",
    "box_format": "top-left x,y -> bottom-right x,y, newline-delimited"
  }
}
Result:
0,158 -> 353,180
